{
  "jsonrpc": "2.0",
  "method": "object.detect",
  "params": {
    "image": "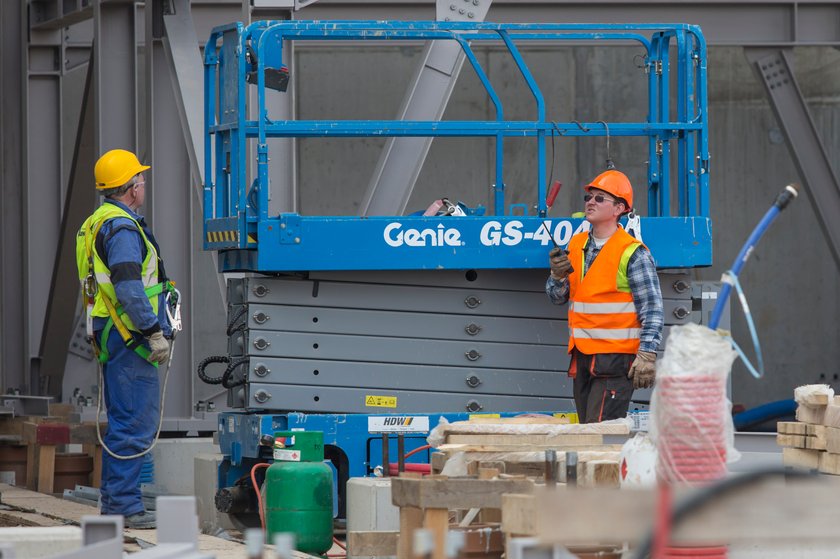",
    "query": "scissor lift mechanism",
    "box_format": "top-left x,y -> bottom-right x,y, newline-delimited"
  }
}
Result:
204,20 -> 713,524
